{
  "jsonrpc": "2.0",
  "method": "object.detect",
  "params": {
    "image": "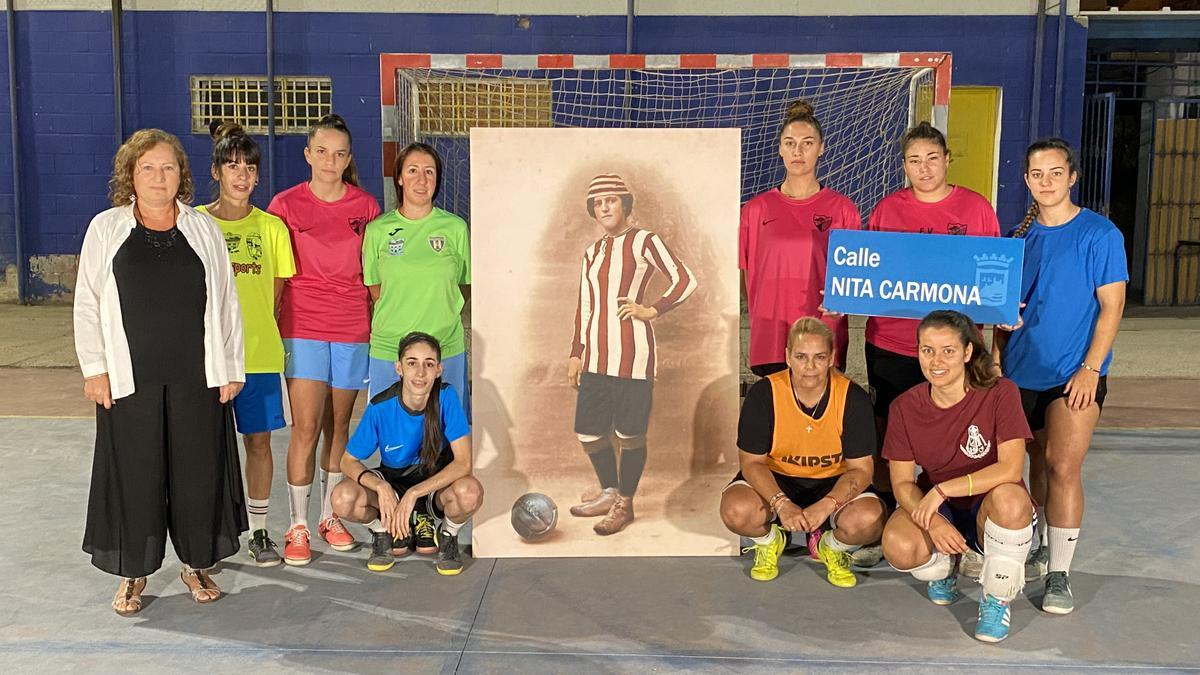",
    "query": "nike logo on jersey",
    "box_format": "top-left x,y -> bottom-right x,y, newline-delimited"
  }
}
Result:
761,218 -> 777,226
384,444 -> 404,451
